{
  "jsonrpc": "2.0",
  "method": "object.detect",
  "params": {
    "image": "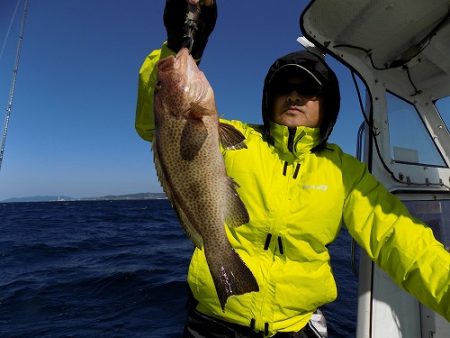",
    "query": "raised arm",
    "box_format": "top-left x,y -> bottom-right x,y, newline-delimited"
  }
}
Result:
342,153 -> 450,321
135,0 -> 217,142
